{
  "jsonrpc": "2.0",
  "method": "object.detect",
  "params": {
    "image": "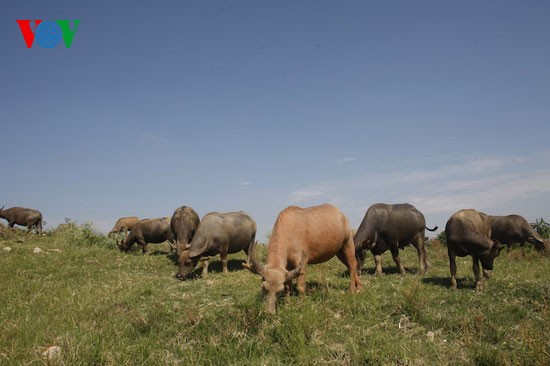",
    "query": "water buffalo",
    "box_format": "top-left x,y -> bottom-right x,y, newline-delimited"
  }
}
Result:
0,205 -> 43,234
489,214 -> 545,250
445,209 -> 504,291
170,206 -> 200,256
354,203 -> 437,276
245,204 -> 362,314
175,211 -> 256,280
117,217 -> 175,254
108,216 -> 139,238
